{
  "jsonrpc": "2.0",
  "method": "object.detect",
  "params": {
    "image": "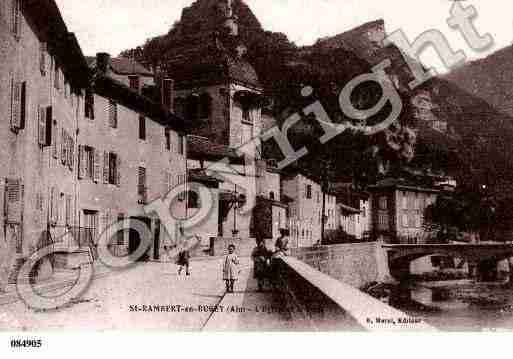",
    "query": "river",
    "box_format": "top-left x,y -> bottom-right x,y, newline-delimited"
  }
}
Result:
393,280 -> 513,331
